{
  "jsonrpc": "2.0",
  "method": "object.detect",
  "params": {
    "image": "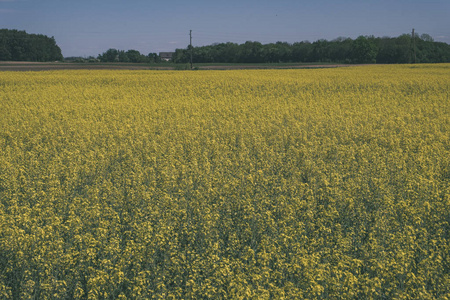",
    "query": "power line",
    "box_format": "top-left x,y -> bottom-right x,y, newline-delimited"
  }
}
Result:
412,28 -> 416,64
189,30 -> 193,69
